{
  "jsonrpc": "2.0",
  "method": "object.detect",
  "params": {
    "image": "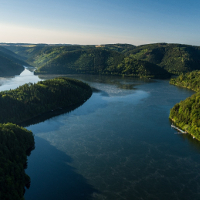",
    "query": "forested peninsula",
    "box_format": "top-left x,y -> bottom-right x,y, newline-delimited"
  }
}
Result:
0,77 -> 92,200
0,77 -> 92,124
169,71 -> 200,140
